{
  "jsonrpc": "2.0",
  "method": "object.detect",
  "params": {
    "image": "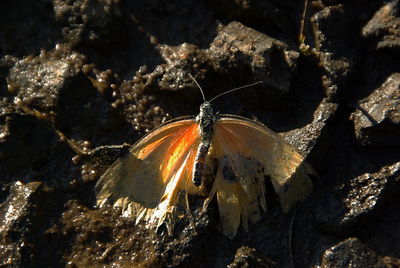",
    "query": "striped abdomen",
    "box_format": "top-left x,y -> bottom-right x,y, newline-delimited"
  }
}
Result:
192,140 -> 211,186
